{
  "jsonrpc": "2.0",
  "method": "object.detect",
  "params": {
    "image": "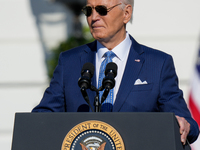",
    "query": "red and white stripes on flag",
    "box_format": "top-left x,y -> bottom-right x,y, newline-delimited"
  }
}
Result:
189,47 -> 200,150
